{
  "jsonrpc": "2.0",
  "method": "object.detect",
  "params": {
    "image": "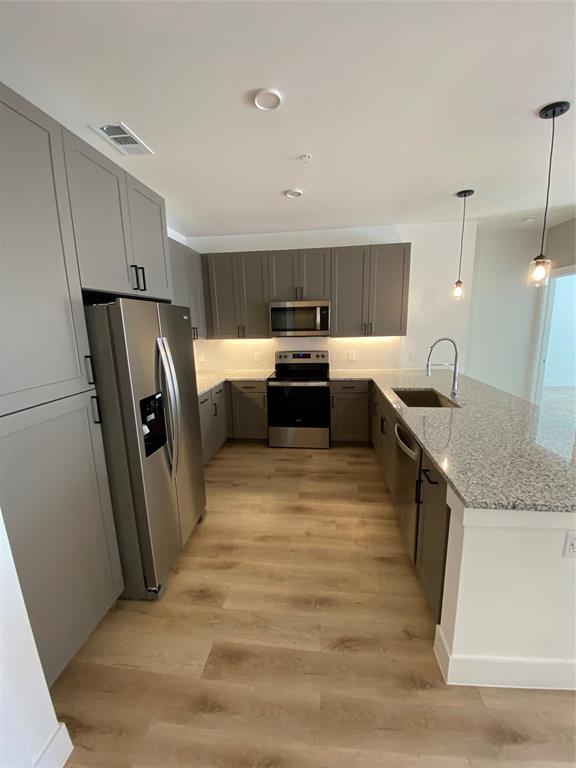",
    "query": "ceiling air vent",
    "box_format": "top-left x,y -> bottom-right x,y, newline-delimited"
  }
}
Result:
90,122 -> 154,156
